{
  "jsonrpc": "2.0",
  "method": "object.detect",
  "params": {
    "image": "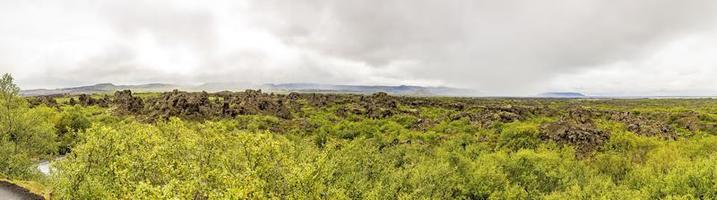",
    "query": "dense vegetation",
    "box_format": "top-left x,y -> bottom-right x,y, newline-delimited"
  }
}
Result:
3,73 -> 717,199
